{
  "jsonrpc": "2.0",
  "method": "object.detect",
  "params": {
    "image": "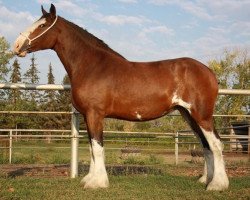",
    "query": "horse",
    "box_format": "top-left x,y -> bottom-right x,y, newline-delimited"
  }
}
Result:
13,4 -> 229,190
